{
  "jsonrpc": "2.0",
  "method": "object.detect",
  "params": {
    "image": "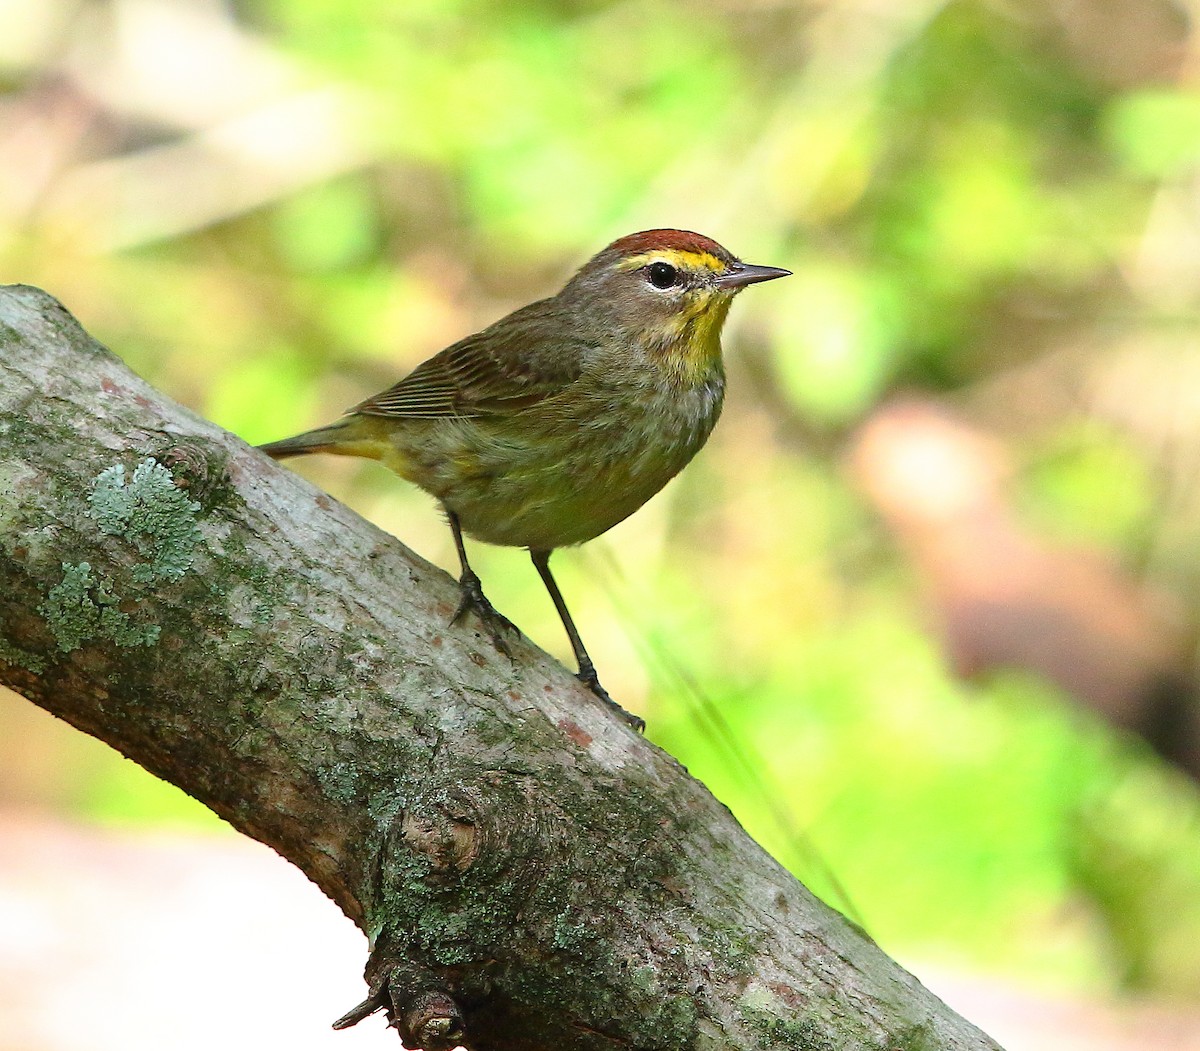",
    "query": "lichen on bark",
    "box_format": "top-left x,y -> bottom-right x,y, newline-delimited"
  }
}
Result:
39,560 -> 162,651
88,457 -> 203,582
